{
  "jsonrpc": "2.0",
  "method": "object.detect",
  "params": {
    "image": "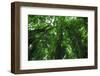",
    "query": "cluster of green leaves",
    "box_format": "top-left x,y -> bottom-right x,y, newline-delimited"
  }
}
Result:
28,15 -> 88,60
